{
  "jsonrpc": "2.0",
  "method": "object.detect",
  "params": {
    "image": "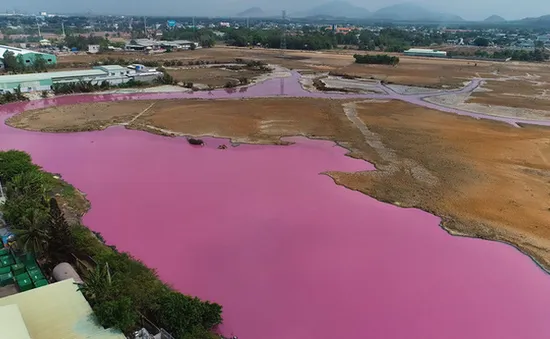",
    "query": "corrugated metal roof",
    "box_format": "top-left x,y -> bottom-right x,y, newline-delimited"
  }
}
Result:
0,45 -> 54,58
0,279 -> 125,339
0,305 -> 32,339
0,69 -> 108,83
94,65 -> 127,72
405,48 -> 446,54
